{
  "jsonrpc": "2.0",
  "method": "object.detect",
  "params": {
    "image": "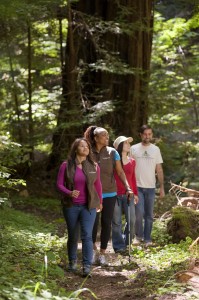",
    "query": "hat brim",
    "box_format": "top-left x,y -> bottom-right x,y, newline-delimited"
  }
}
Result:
113,136 -> 133,149
126,137 -> 133,143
